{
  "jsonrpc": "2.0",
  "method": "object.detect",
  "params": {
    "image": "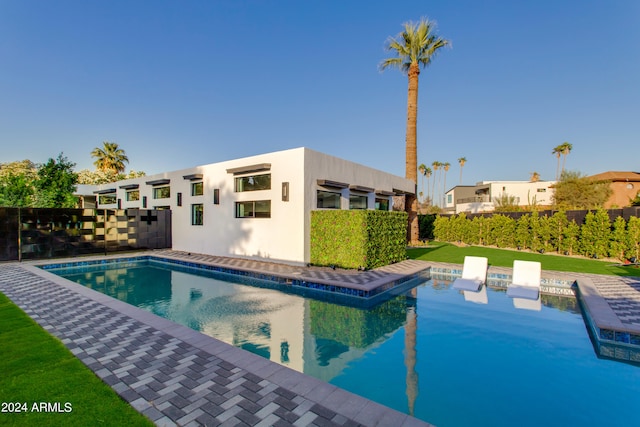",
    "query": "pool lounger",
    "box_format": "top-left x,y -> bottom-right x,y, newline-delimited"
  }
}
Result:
507,260 -> 541,300
452,256 -> 488,292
